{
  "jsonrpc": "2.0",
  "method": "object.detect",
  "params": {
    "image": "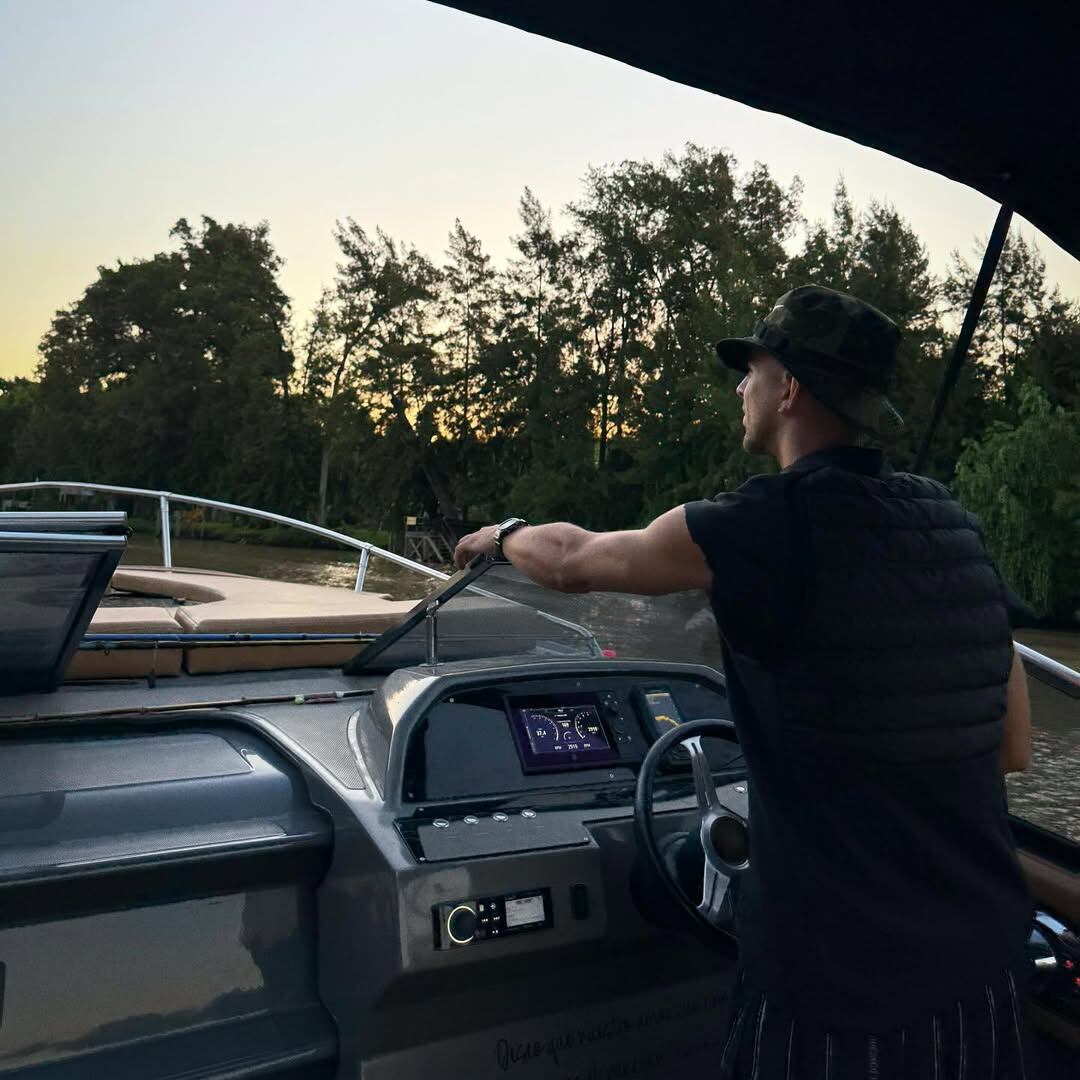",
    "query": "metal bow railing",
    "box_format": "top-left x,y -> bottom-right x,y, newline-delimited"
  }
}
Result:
0,480 -> 599,648
0,480 -> 441,592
